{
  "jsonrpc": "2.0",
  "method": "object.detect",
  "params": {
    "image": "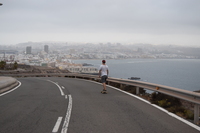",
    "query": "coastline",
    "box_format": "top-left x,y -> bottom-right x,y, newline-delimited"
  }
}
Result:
73,59 -> 200,92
